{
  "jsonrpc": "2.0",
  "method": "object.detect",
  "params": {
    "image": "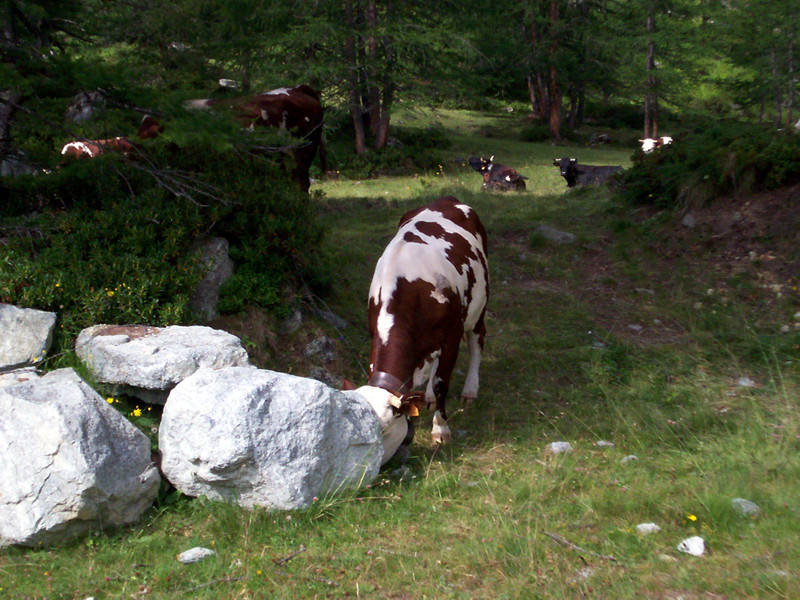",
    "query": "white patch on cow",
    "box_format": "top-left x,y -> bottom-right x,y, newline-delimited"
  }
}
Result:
305,116 -> 311,122
413,352 -> 438,388
455,203 -> 472,218
265,87 -> 292,96
60,142 -> 96,157
376,310 -> 394,346
660,136 -> 673,145
354,385 -> 408,464
368,207 -> 488,349
431,410 -> 451,444
505,175 -> 511,182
